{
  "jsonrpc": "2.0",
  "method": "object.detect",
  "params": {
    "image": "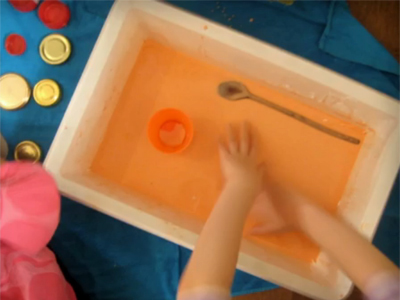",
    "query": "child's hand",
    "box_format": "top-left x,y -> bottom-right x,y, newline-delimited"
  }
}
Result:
218,122 -> 263,192
248,184 -> 311,235
246,190 -> 291,235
